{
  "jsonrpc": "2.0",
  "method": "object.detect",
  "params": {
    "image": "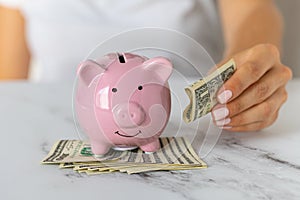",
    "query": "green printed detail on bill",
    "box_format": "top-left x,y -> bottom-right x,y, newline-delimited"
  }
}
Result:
80,147 -> 94,157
